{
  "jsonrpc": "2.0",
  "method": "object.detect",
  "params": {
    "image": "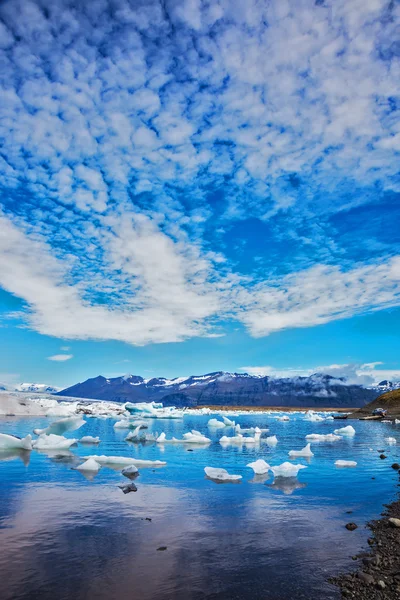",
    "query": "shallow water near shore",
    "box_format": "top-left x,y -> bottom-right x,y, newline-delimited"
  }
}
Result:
1,412 -> 400,600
